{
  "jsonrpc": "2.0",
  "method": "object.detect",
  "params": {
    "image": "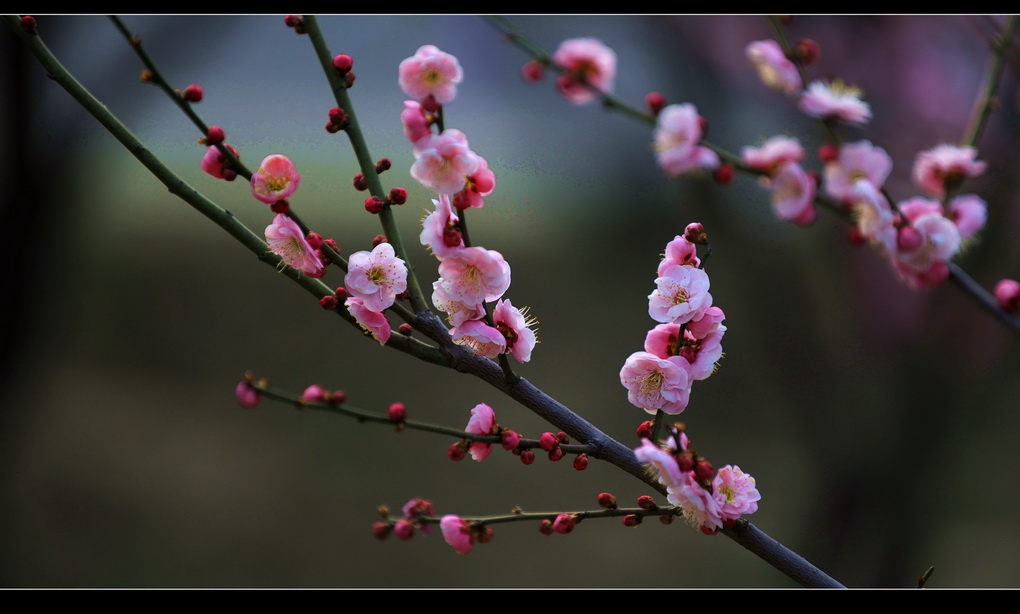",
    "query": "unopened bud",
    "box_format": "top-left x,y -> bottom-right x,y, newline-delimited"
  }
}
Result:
206,125 -> 225,145
20,15 -> 37,33
538,432 -> 558,452
995,279 -> 1020,312
270,199 -> 290,214
573,454 -> 588,471
305,232 -> 323,250
552,514 -> 575,534
388,187 -> 407,205
371,521 -> 393,540
597,492 -> 618,509
181,83 -> 203,103
343,71 -> 356,89
897,225 -> 923,252
328,107 -> 349,130
623,514 -> 642,527
556,432 -> 570,444
421,94 -> 439,113
539,519 -> 554,535
637,495 -> 656,510
398,323 -> 414,336
332,54 -> 354,74
694,459 -> 714,481
521,60 -> 545,83
520,449 -> 535,465
375,158 -> 392,174
793,38 -> 820,64
448,441 -> 467,462
684,222 -> 707,245
319,295 -> 338,310
818,143 -> 839,164
712,163 -> 735,185
139,69 -> 154,84
332,390 -> 346,405
364,196 -> 386,214
476,526 -> 494,544
677,453 -> 695,473
301,384 -> 328,404
501,430 -> 521,450
353,173 -> 368,191
334,286 -> 349,300
284,15 -> 305,34
371,234 -> 388,248
393,520 -> 414,541
548,448 -> 565,462
388,402 -> 406,423
636,420 -> 654,440
645,91 -> 666,116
